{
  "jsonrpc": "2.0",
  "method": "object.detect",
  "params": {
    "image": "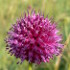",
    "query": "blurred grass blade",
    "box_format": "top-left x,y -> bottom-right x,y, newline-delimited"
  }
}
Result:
55,34 -> 70,70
